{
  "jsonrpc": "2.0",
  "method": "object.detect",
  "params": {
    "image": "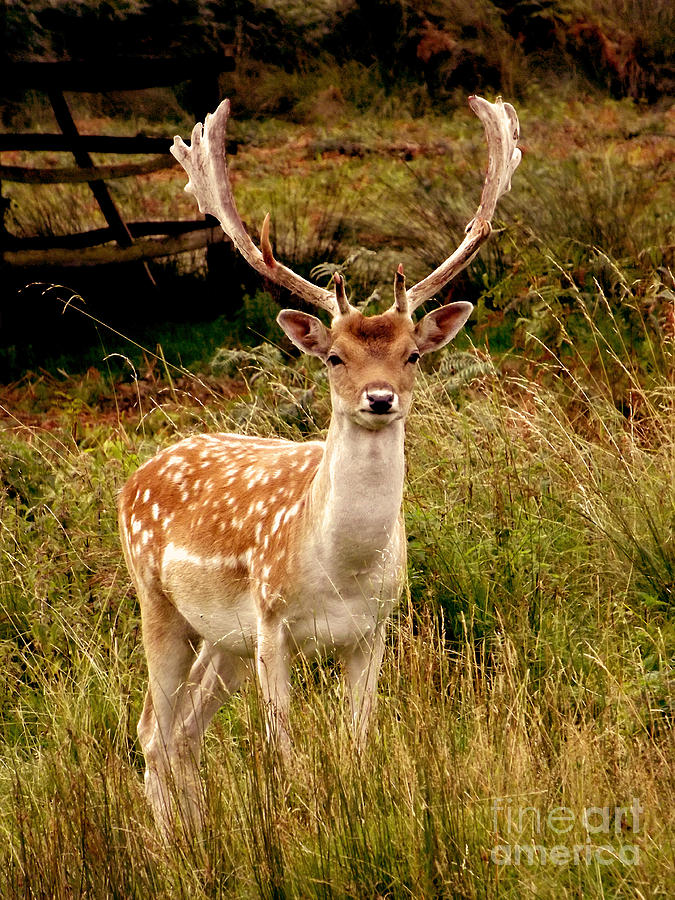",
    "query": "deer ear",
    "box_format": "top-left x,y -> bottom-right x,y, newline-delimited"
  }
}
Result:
414,302 -> 473,355
277,310 -> 332,359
